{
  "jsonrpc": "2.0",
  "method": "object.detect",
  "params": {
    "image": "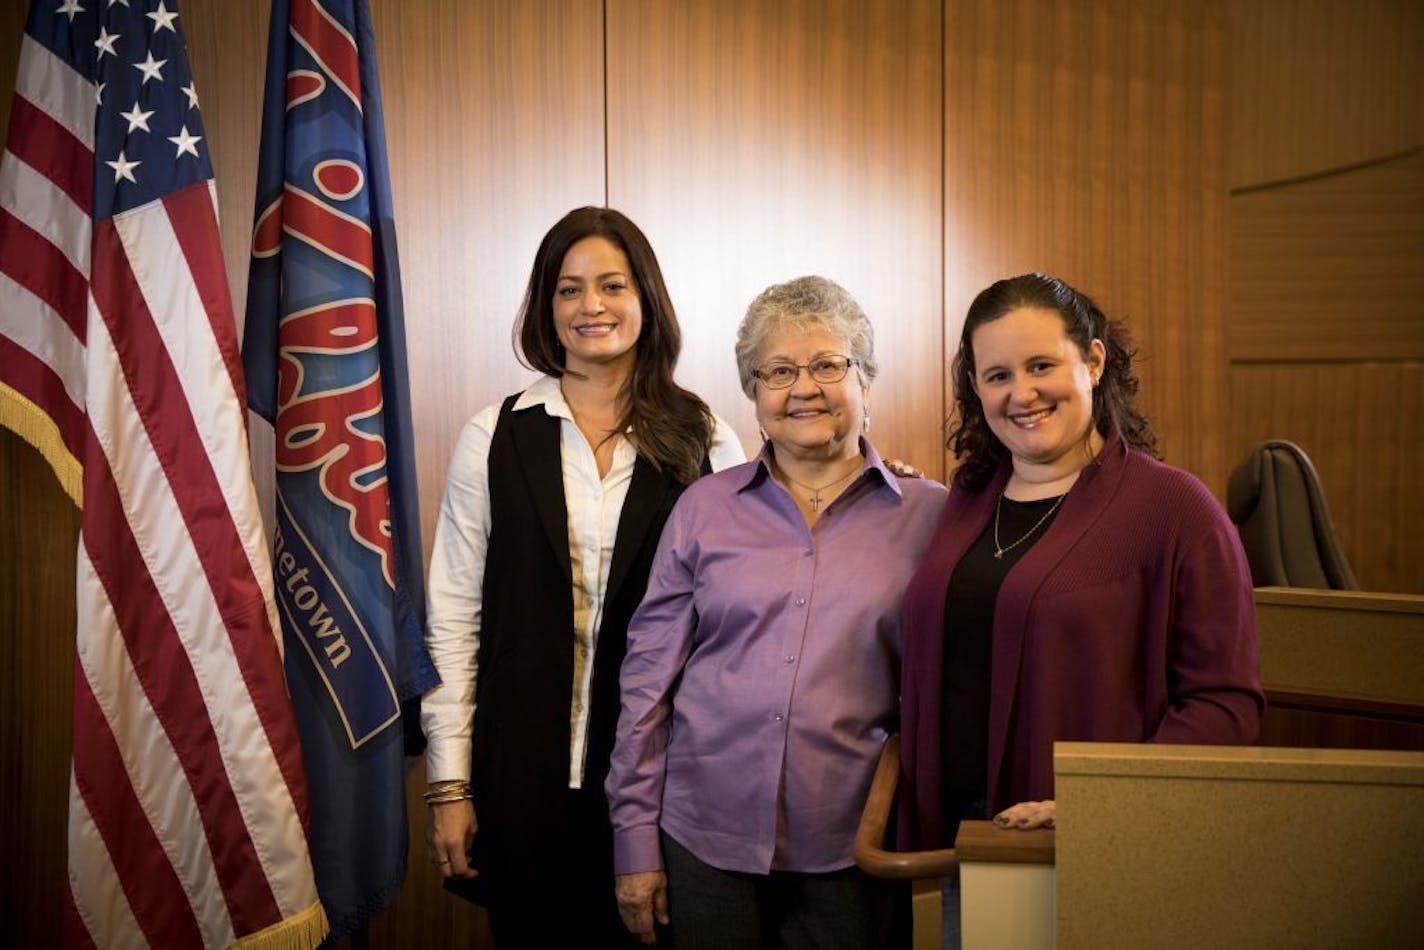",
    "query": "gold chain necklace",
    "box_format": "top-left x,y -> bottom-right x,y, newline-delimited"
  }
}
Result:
783,459 -> 861,513
992,493 -> 1065,559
